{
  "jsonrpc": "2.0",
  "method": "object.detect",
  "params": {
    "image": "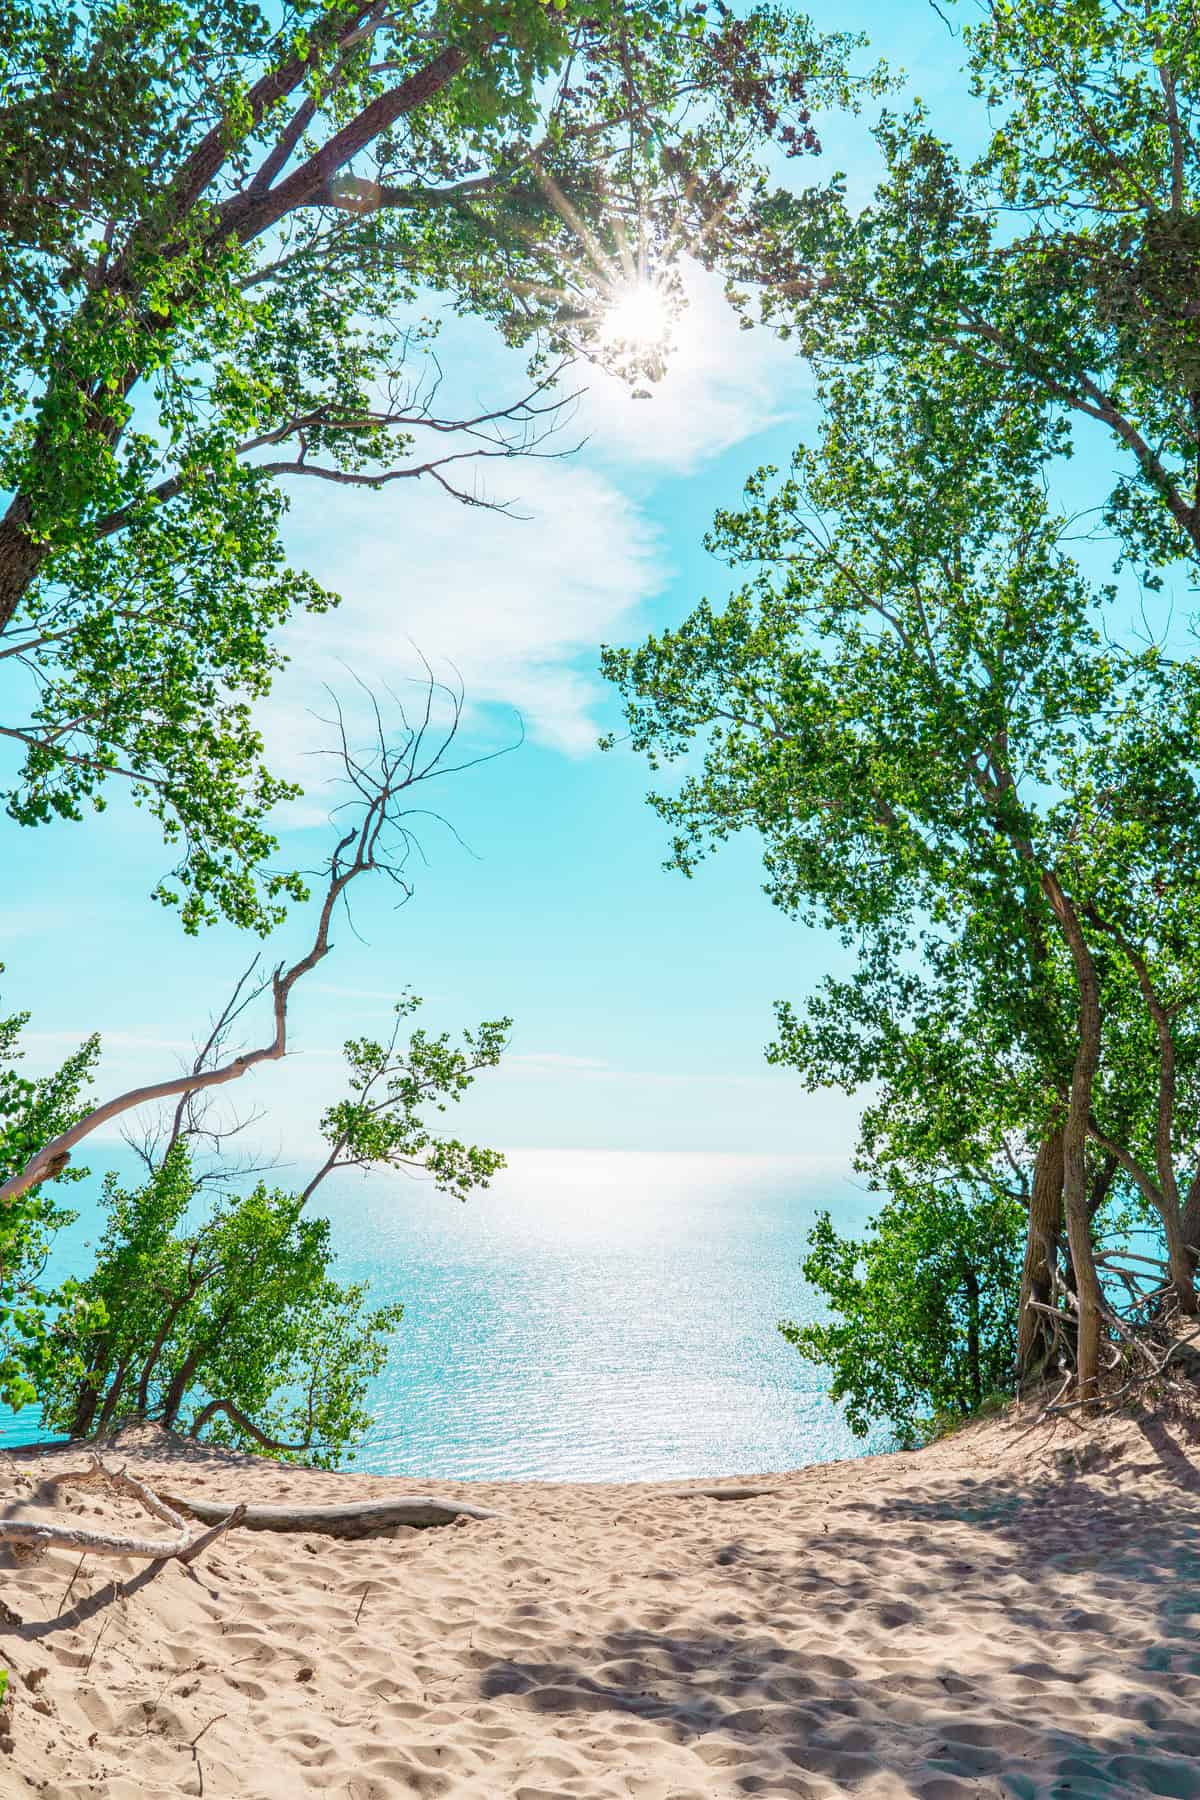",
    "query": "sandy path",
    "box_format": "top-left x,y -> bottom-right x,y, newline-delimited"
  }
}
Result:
1,1409 -> 1198,1799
